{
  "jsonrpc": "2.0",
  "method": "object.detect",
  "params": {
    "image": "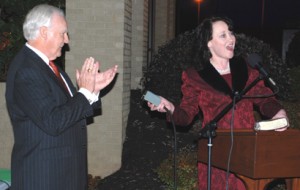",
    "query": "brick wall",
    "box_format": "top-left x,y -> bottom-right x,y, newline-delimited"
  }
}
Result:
65,0 -> 131,177
0,84 -> 13,168
131,0 -> 149,89
154,0 -> 175,52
